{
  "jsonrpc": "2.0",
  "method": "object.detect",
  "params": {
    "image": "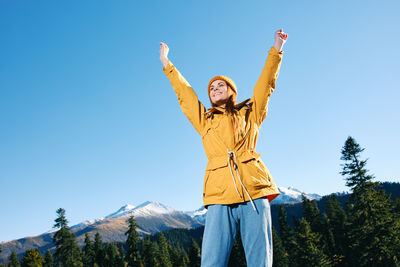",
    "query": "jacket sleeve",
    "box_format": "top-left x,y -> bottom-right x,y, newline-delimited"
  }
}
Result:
250,46 -> 284,126
162,59 -> 207,135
